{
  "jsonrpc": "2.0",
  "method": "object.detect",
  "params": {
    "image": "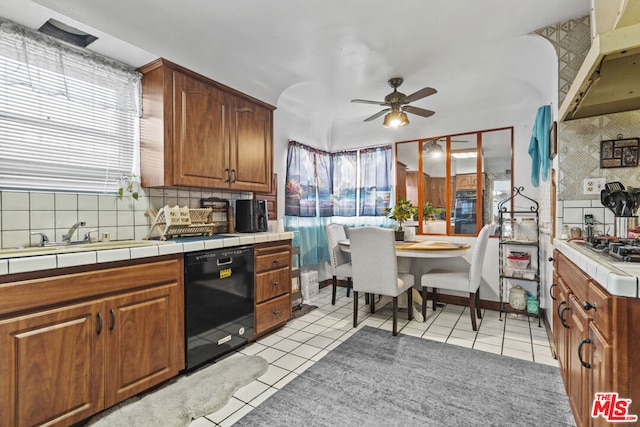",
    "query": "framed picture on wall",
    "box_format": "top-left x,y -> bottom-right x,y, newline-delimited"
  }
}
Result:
600,137 -> 639,168
549,121 -> 557,160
